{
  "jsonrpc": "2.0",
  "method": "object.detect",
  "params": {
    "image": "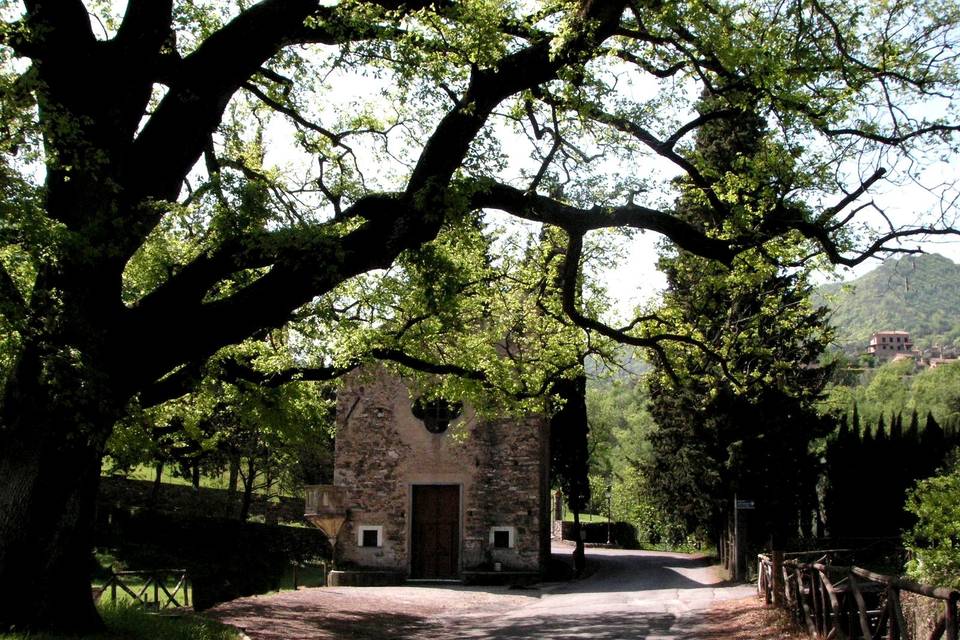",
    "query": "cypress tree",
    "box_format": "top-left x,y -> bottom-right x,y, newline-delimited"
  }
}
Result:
907,409 -> 921,443
905,408 -> 923,483
920,412 -> 947,478
825,413 -> 854,539
864,417 -> 877,447
550,374 -> 591,574
875,414 -> 888,444
837,412 -> 849,440
891,411 -> 903,441
645,86 -> 832,553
